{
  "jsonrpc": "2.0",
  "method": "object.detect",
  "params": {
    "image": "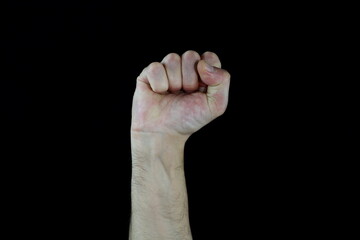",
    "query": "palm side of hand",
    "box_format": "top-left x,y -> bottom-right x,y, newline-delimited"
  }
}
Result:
131,51 -> 230,137
132,88 -> 213,135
